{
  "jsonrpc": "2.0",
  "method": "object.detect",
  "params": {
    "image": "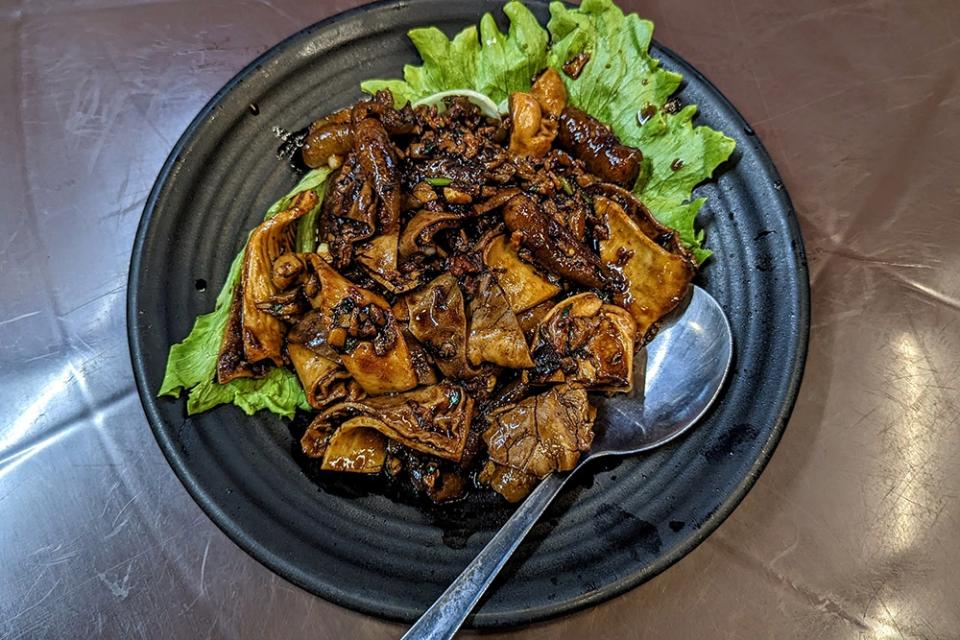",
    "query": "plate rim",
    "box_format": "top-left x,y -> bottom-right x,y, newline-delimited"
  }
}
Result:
127,0 -> 810,627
